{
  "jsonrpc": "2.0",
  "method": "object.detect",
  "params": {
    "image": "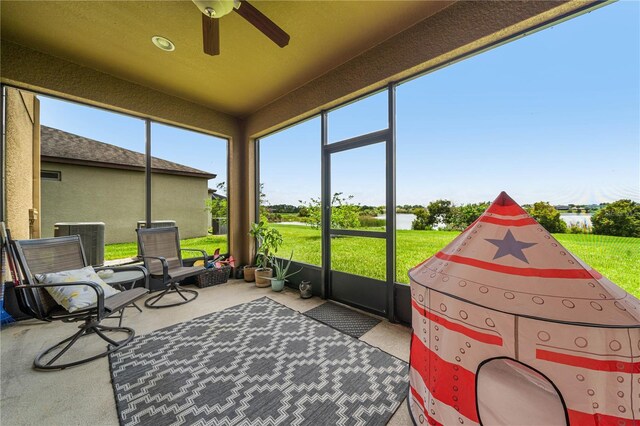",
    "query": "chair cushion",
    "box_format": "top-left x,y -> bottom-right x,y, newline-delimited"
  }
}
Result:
35,266 -> 120,313
104,288 -> 149,313
167,266 -> 206,281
